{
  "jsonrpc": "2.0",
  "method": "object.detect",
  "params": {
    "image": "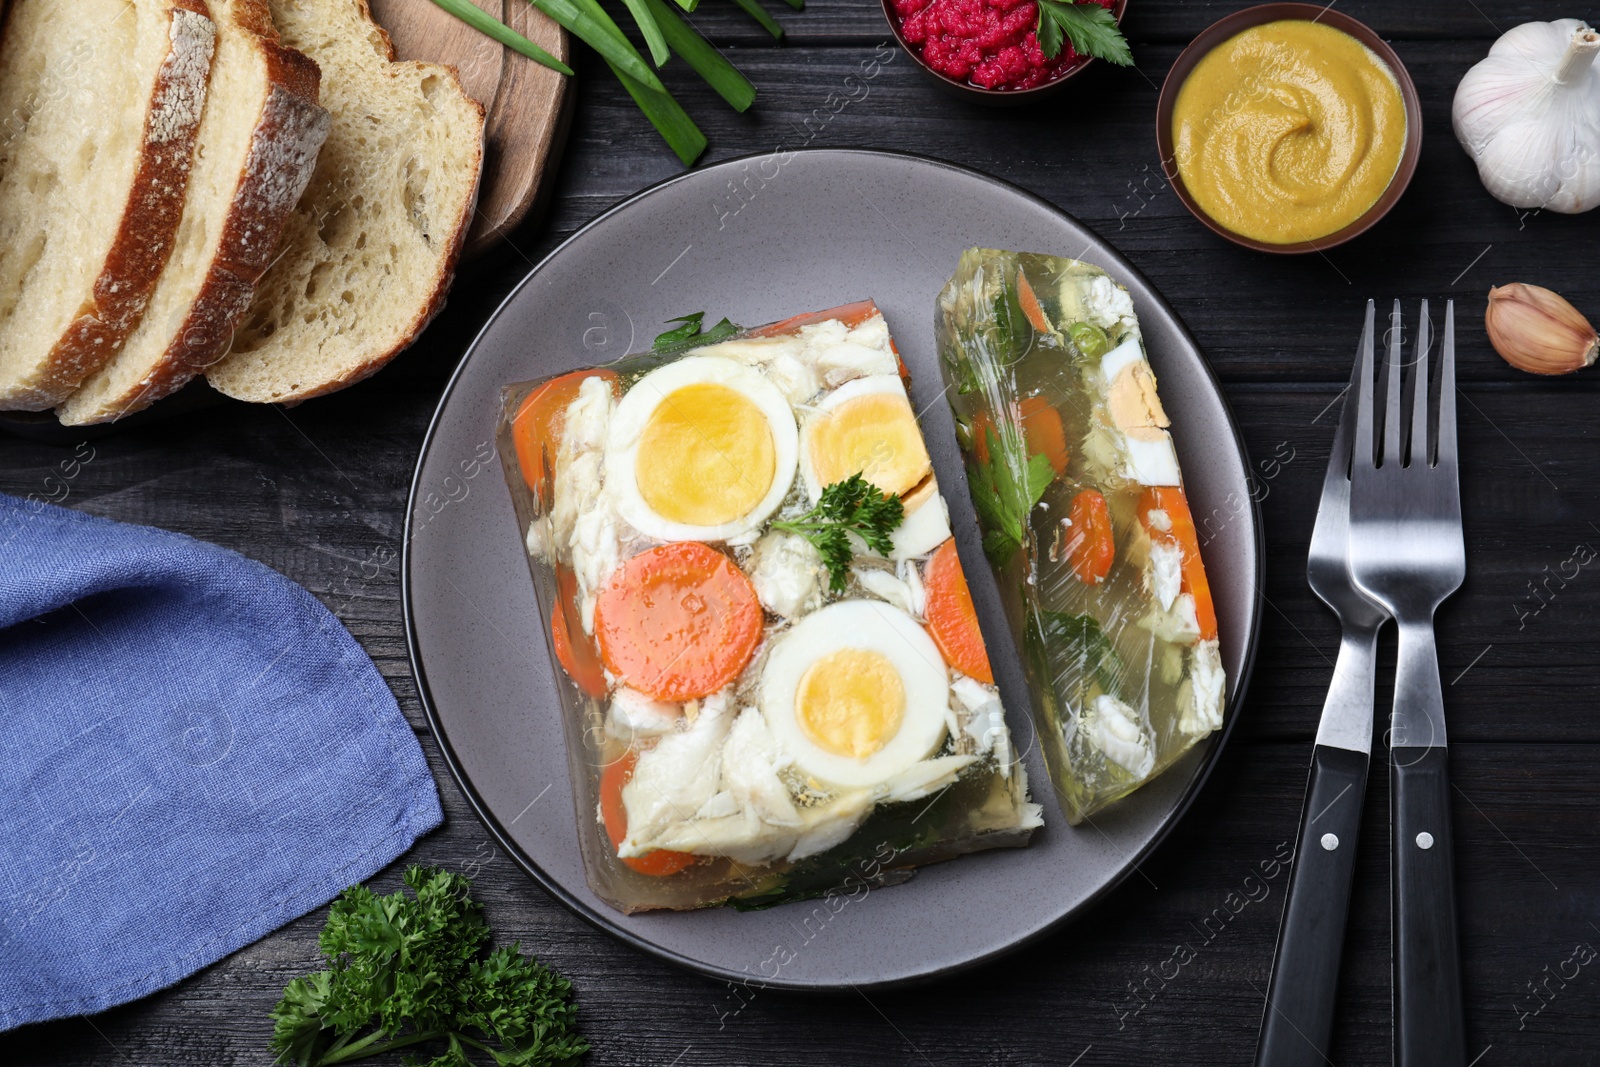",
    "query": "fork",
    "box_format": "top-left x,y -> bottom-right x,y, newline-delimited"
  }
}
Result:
1254,308 -> 1388,1066
1347,299 -> 1467,1064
